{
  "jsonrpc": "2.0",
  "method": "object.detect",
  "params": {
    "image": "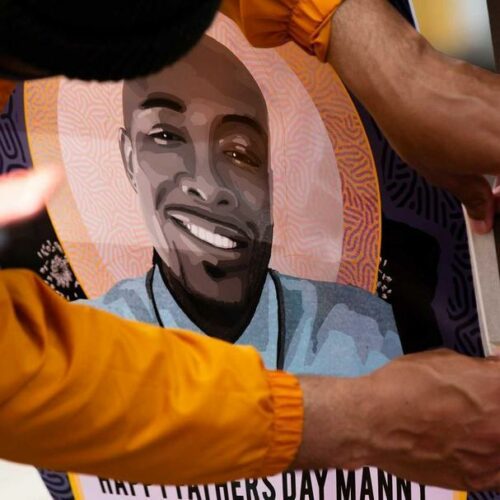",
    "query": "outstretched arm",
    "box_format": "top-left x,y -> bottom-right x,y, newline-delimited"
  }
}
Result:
328,0 -> 500,234
2,270 -> 500,490
0,269 -> 302,485
222,0 -> 500,234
